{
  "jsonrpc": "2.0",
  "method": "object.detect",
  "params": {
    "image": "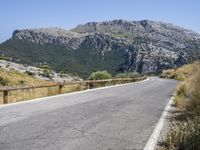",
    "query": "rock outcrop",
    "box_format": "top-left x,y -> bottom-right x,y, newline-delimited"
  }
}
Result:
0,60 -> 80,82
